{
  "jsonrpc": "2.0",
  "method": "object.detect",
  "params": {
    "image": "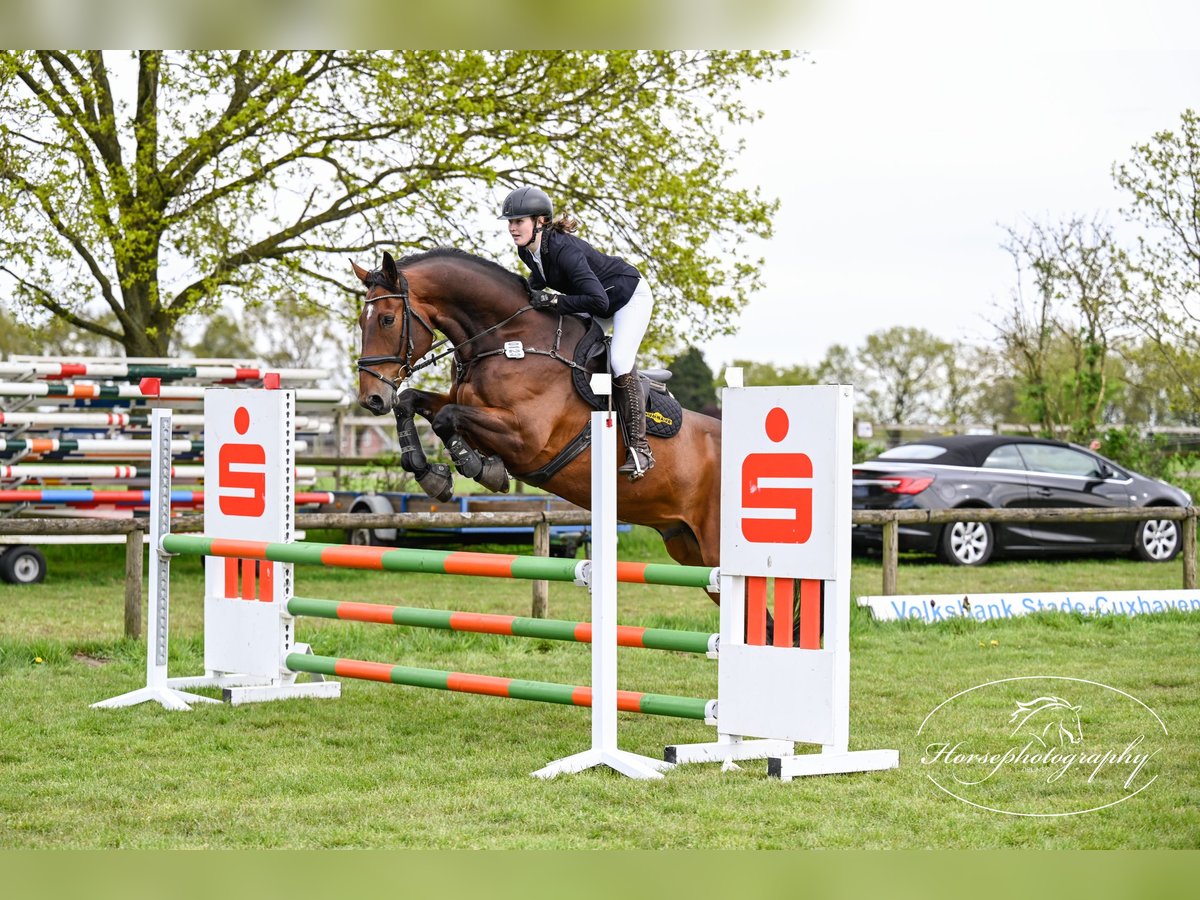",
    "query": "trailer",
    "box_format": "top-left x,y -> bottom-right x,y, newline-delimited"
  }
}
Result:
322,491 -> 625,557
